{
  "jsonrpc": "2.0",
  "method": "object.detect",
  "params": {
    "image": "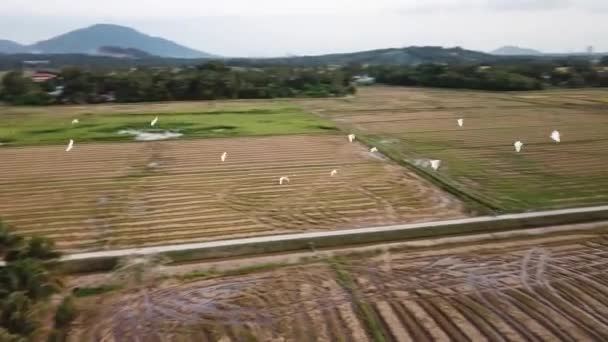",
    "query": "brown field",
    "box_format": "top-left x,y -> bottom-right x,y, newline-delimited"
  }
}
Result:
0,135 -> 465,253
69,227 -> 608,341
301,87 -> 608,211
